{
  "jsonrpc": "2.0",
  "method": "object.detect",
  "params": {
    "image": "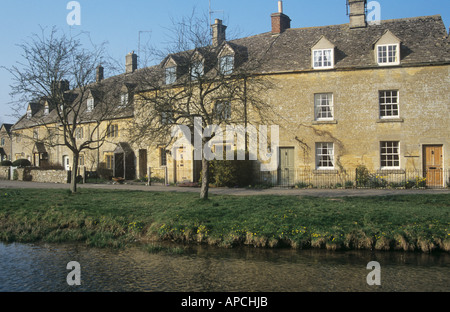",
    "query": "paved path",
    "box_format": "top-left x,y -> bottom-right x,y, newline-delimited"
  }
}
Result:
1,180 -> 449,197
